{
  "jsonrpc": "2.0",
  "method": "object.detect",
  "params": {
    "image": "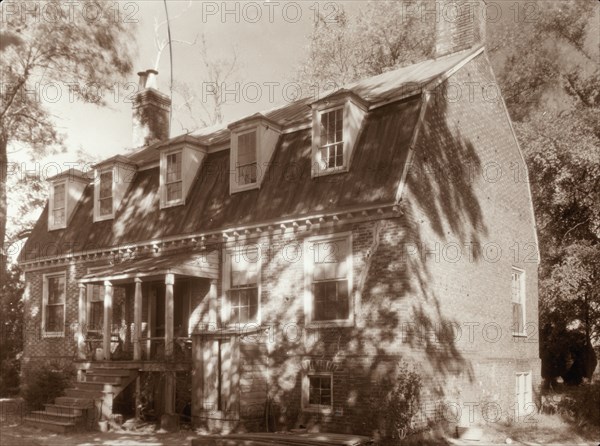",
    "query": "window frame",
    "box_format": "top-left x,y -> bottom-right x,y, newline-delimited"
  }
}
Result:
93,166 -> 116,221
160,148 -> 185,208
222,245 -> 262,327
42,271 -> 67,337
313,104 -> 348,177
98,169 -> 114,217
304,232 -> 354,328
235,129 -> 258,187
49,181 -> 67,230
302,371 -> 333,414
511,267 -> 526,337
